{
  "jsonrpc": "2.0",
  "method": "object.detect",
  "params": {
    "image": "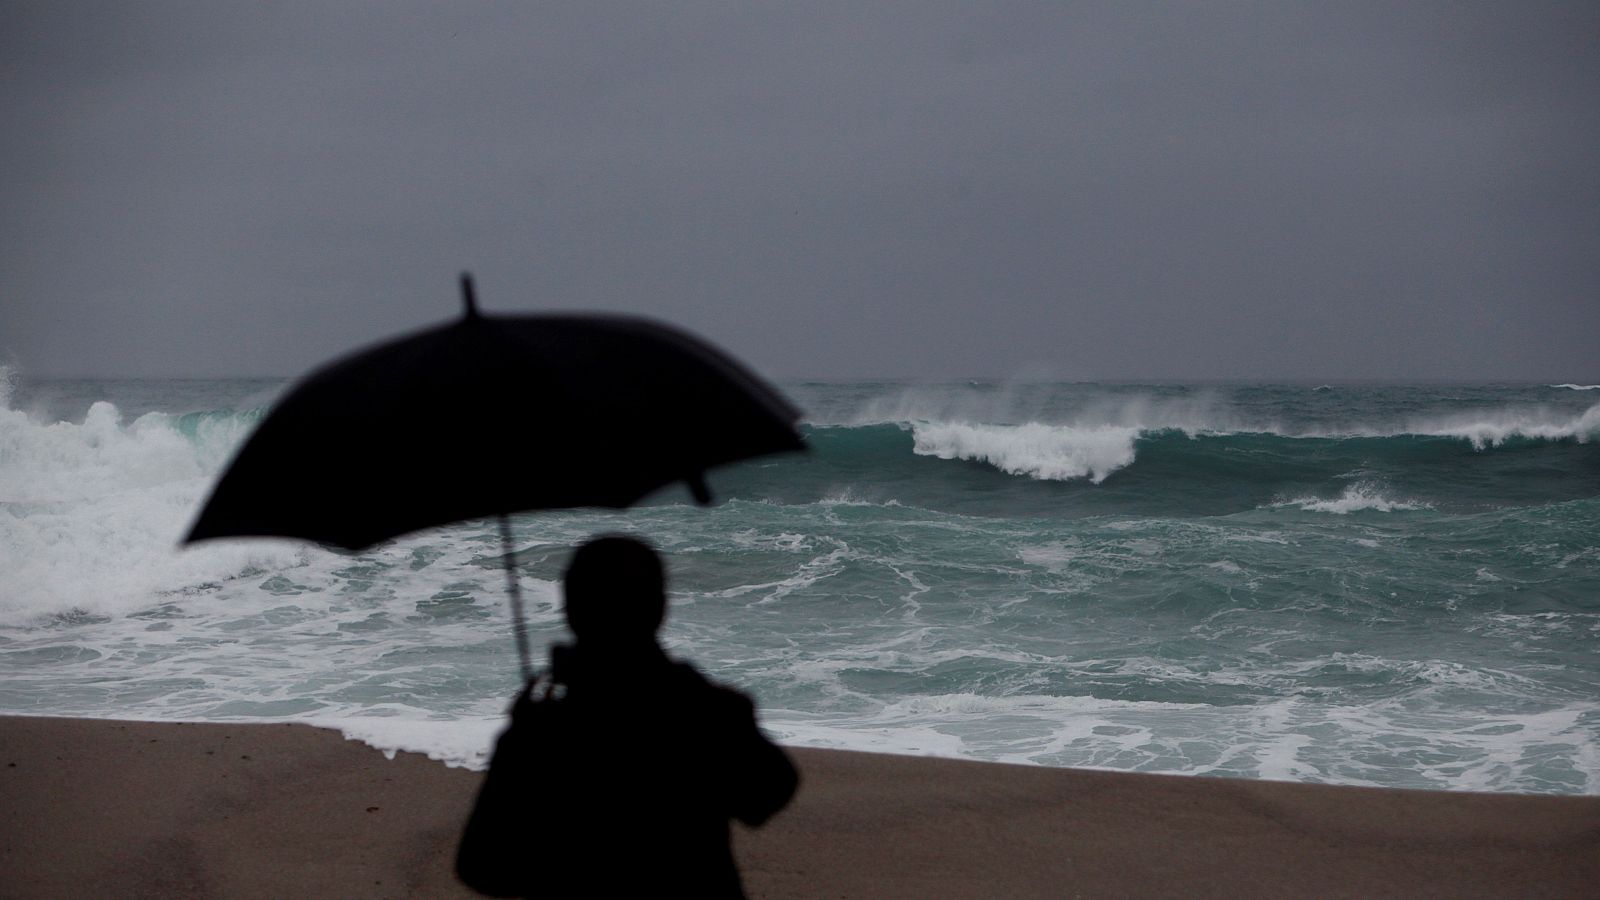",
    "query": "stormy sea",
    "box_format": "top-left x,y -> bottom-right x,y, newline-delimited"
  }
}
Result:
3,371 -> 1597,794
